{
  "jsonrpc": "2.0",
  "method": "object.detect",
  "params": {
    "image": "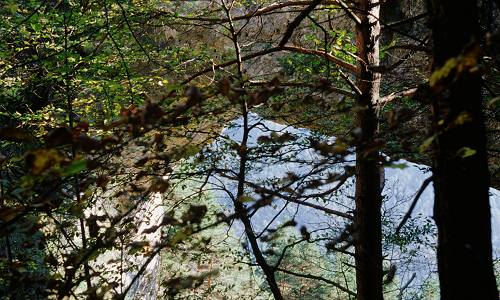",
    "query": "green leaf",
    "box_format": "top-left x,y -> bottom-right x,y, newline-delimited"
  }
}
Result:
30,22 -> 42,32
457,147 -> 476,158
61,159 -> 87,176
387,163 -> 408,169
